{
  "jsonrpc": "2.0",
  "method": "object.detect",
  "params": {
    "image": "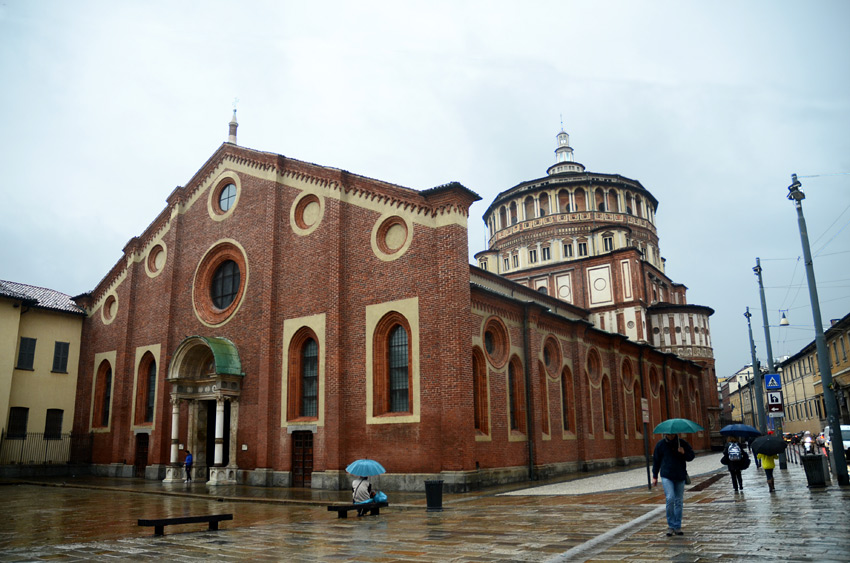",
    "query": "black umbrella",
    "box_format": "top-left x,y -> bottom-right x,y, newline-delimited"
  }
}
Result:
750,434 -> 787,456
719,423 -> 761,438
